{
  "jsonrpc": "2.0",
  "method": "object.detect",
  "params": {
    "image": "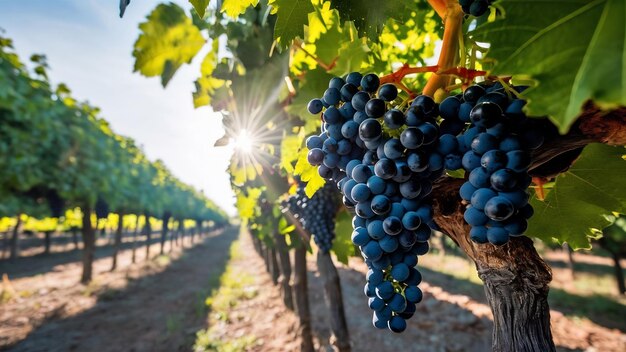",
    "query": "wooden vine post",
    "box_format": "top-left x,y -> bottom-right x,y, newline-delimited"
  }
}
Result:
273,232 -> 295,310
80,205 -> 96,284
317,250 -> 351,352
